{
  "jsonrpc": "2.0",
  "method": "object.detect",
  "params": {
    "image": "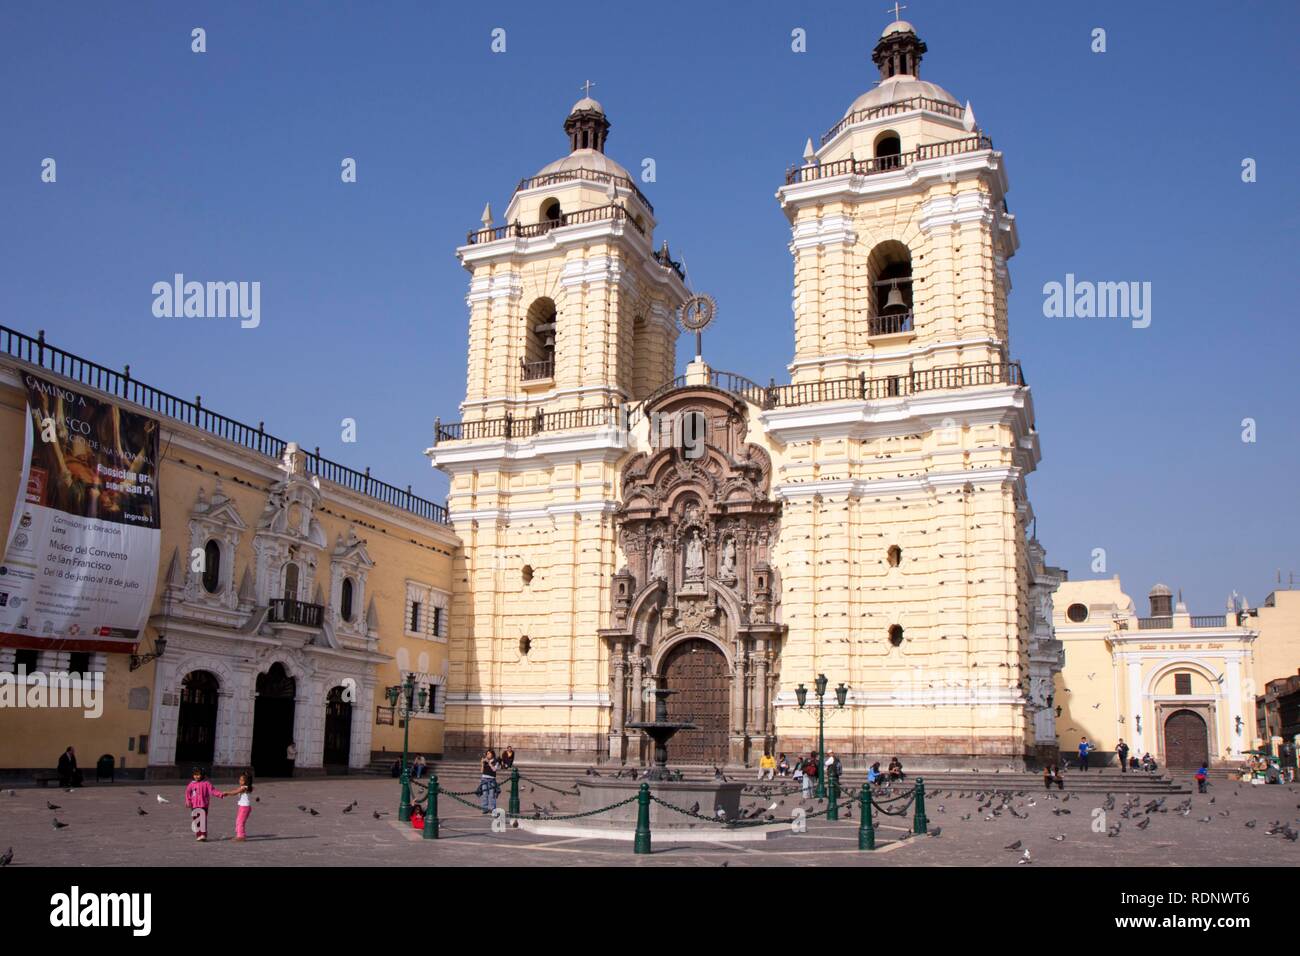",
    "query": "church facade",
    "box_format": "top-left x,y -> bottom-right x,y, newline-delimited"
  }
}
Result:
429,20 -> 1064,769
